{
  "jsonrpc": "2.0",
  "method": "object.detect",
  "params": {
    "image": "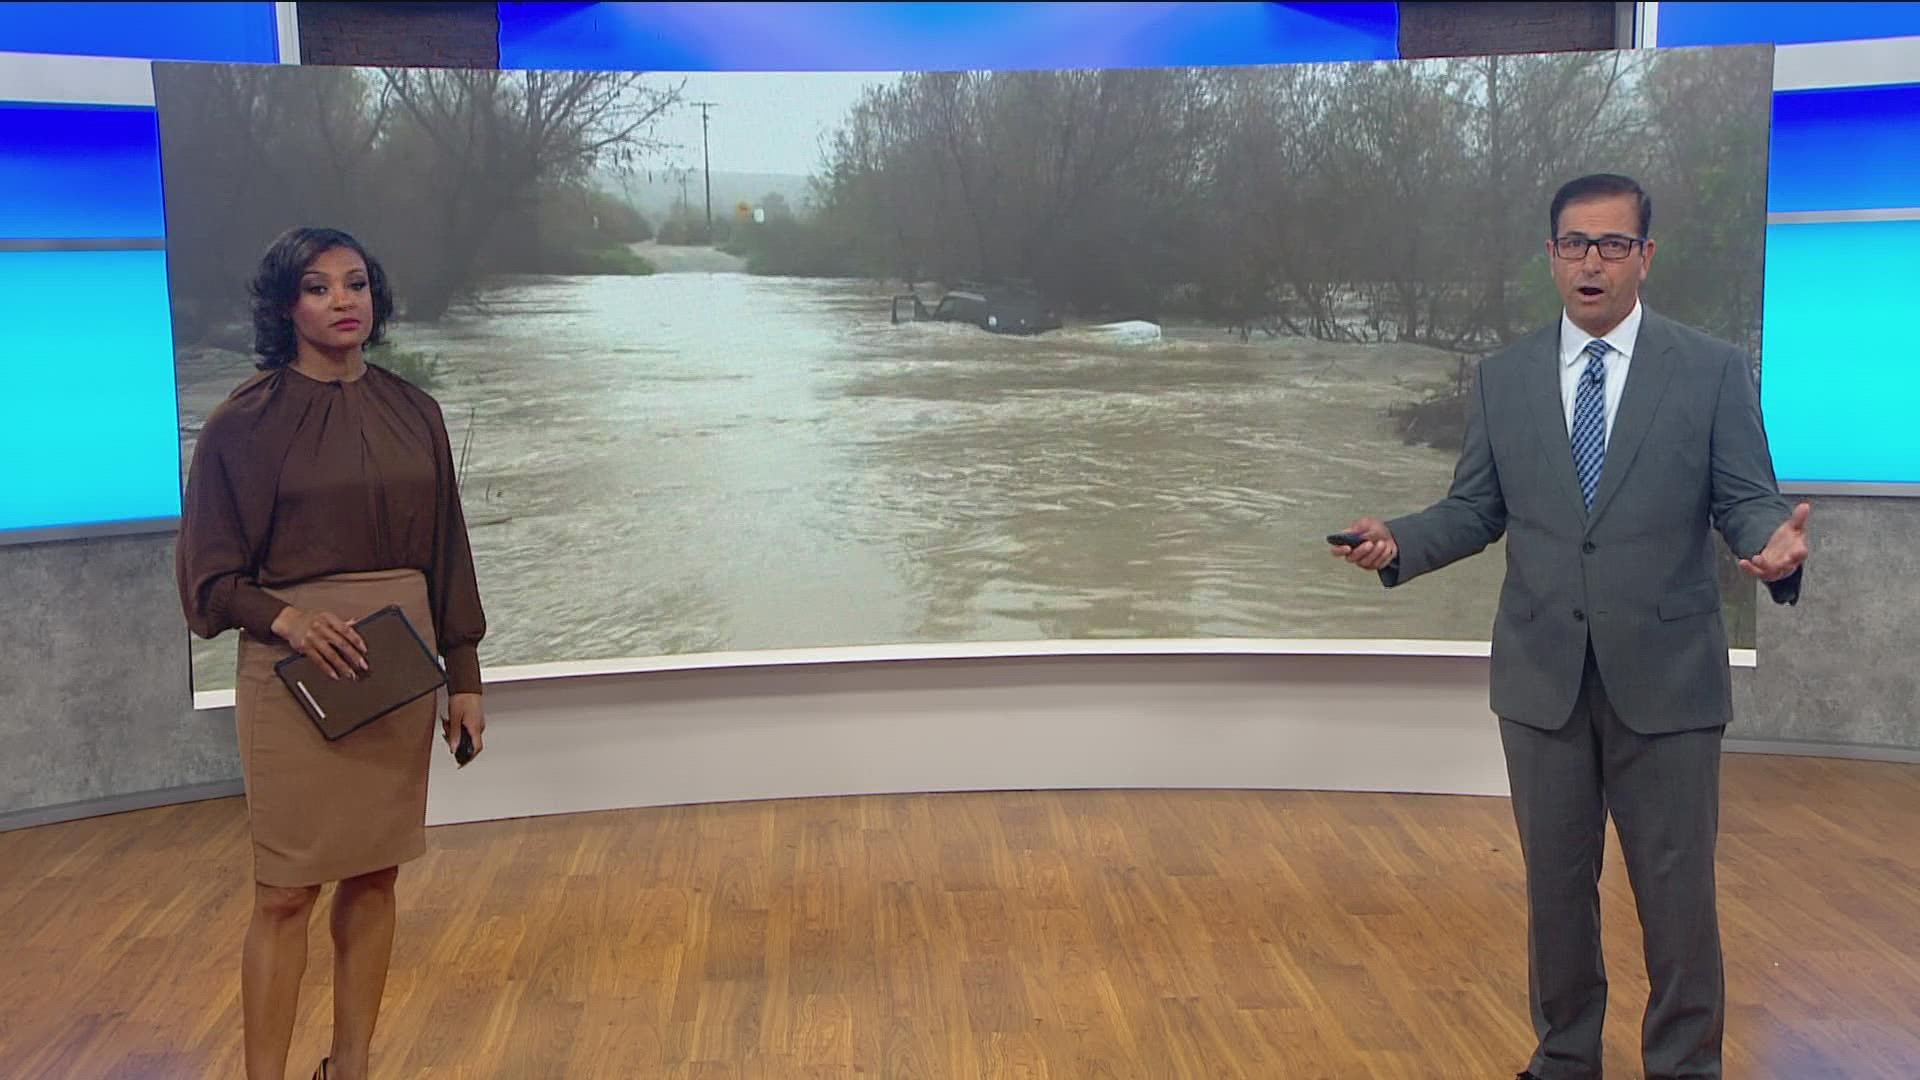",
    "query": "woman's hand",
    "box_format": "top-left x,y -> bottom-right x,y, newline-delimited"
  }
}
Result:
271,606 -> 368,680
444,692 -> 485,762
